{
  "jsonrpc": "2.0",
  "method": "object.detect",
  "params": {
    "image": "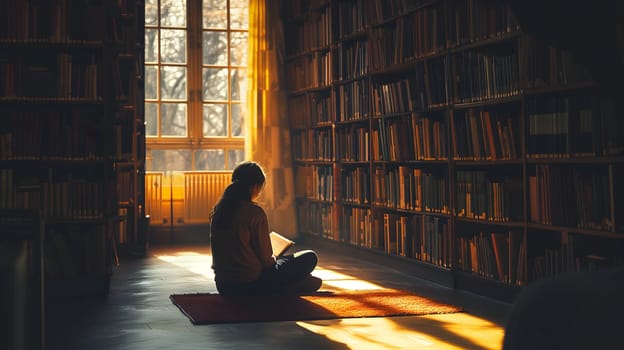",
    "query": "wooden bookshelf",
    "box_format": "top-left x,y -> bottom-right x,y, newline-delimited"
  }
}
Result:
0,0 -> 144,298
285,0 -> 624,301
